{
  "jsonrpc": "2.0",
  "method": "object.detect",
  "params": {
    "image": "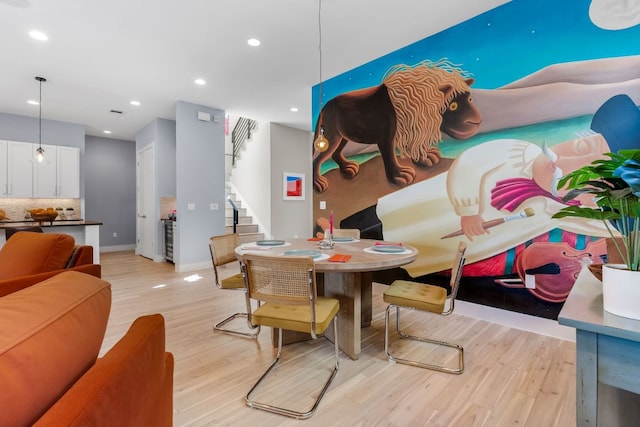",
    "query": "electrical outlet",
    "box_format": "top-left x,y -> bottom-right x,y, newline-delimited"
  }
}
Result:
112,232 -> 118,238
187,203 -> 195,211
320,201 -> 326,210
